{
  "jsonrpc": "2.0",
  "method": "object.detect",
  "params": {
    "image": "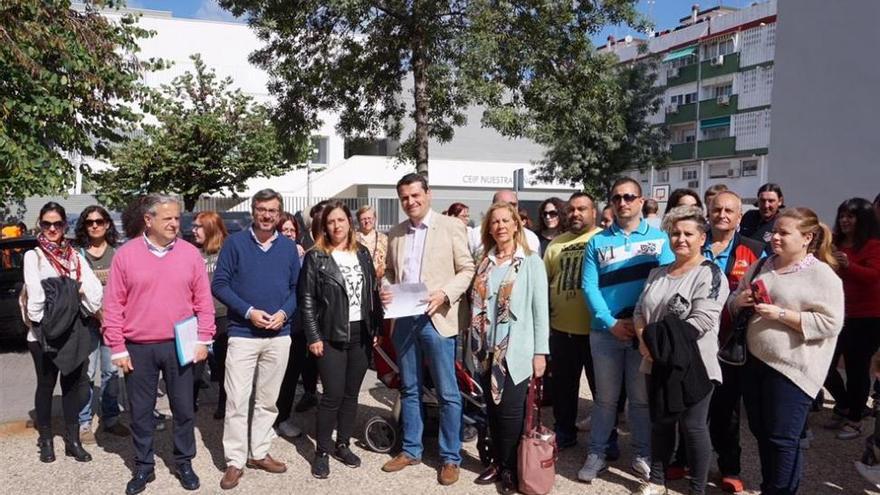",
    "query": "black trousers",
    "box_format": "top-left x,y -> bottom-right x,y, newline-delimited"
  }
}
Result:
29,341 -> 89,428
482,366 -> 529,472
650,389 -> 714,495
314,323 -> 370,454
276,332 -> 318,425
825,318 -> 880,422
207,319 -> 229,408
126,341 -> 195,471
709,361 -> 745,476
549,329 -> 595,441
